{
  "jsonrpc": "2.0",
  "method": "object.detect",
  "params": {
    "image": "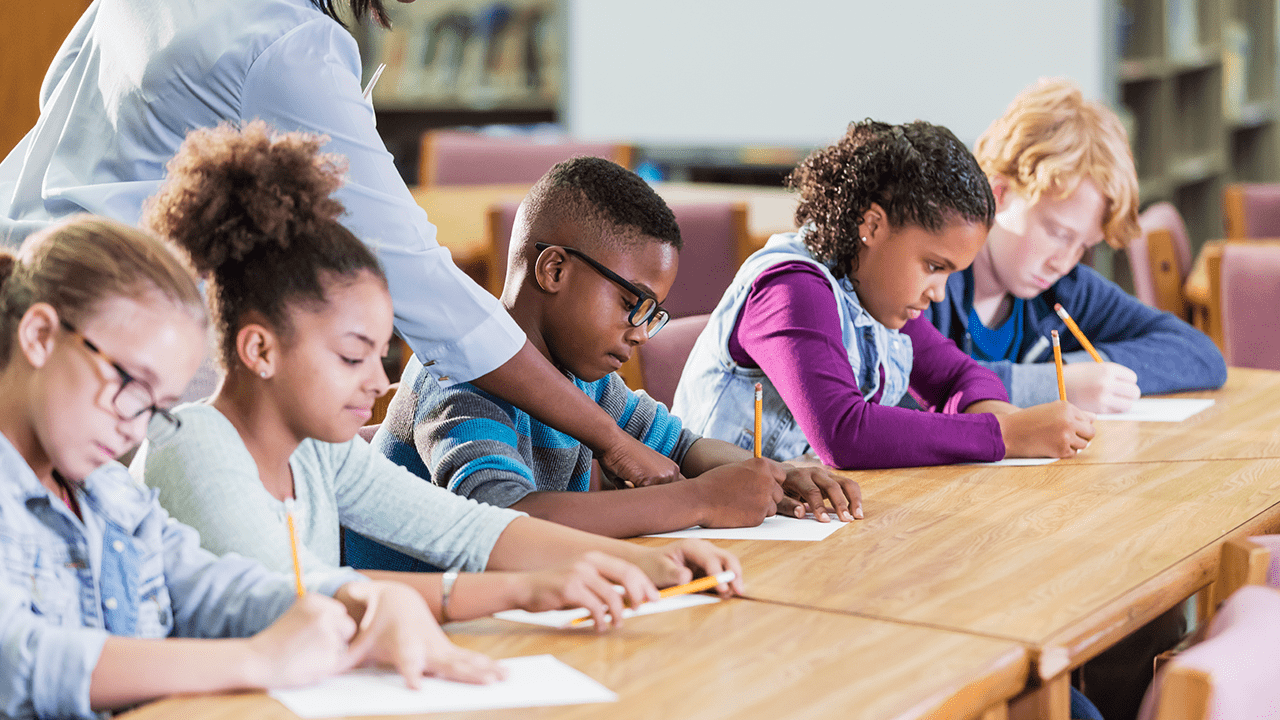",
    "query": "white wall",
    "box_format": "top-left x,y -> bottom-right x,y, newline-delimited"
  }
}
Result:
566,1 -> 1108,147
